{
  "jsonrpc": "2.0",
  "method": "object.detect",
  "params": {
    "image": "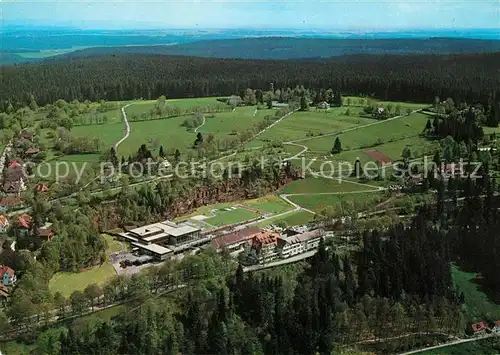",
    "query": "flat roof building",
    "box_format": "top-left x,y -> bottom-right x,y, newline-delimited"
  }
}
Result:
119,220 -> 202,260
